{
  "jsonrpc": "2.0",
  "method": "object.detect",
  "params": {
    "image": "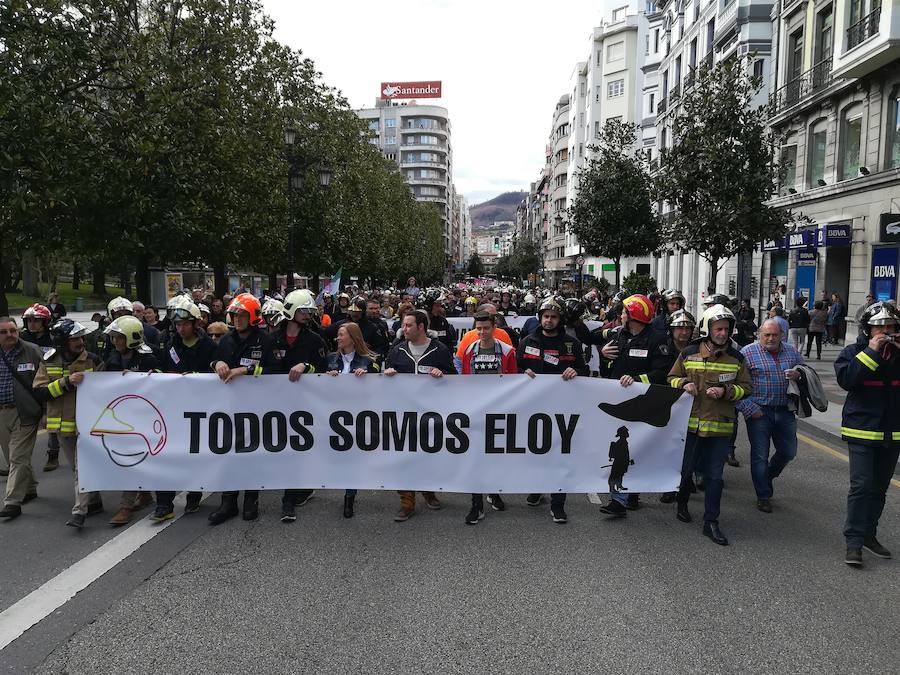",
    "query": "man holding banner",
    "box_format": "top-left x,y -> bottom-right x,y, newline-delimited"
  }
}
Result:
384,310 -> 456,522
517,298 -> 588,523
